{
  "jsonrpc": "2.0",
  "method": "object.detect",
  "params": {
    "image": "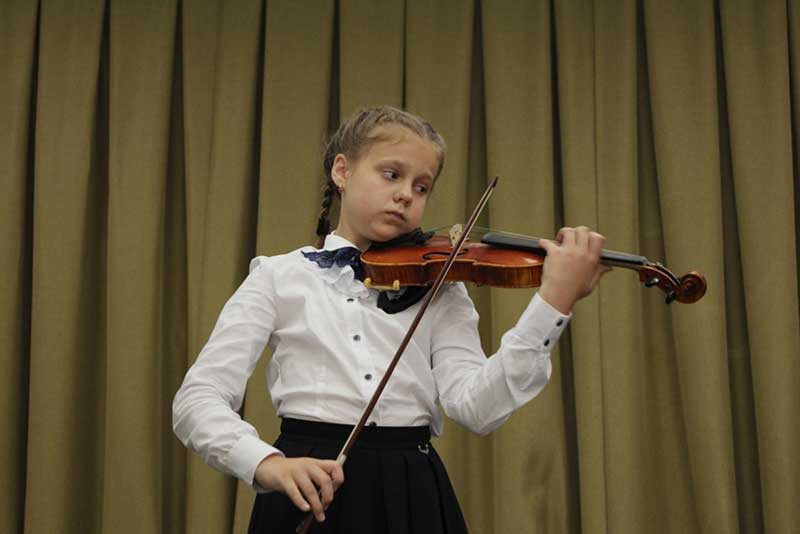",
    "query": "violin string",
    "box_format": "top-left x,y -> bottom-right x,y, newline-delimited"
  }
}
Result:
429,224 -> 655,268
448,225 -> 651,266
470,226 -> 538,239
427,224 -> 538,240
